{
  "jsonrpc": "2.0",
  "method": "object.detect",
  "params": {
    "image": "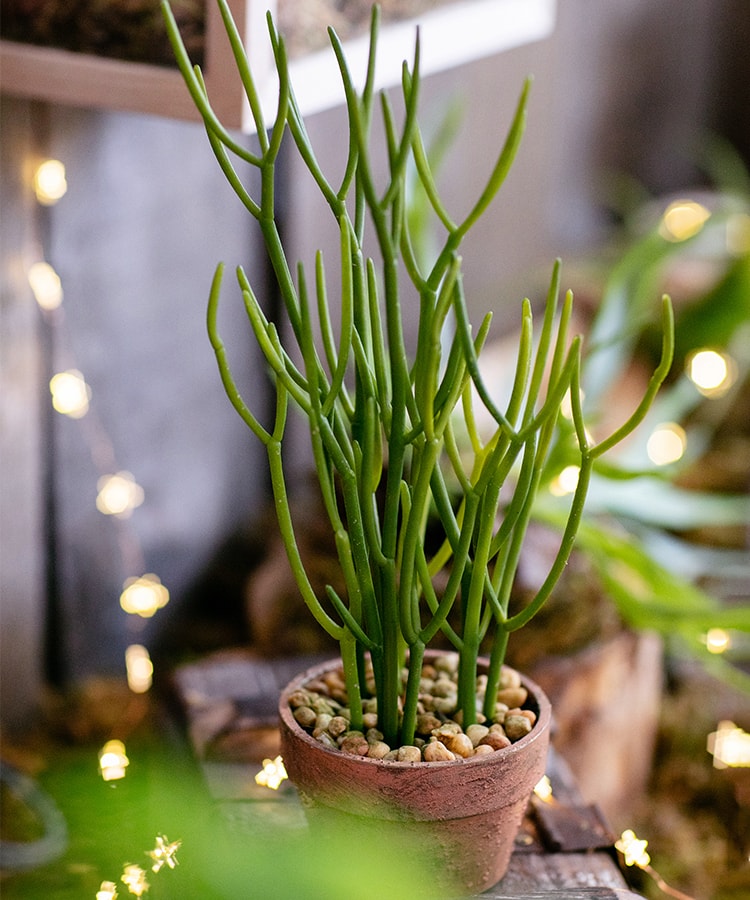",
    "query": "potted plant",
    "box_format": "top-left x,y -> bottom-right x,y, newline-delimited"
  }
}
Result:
162,0 -> 674,892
